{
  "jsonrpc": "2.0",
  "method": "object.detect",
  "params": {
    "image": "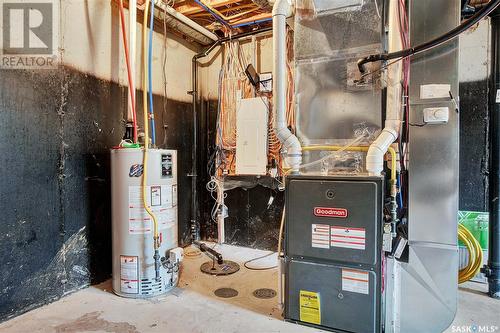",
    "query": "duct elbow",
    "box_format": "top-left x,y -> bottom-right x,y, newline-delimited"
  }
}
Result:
272,0 -> 293,17
366,128 -> 398,176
